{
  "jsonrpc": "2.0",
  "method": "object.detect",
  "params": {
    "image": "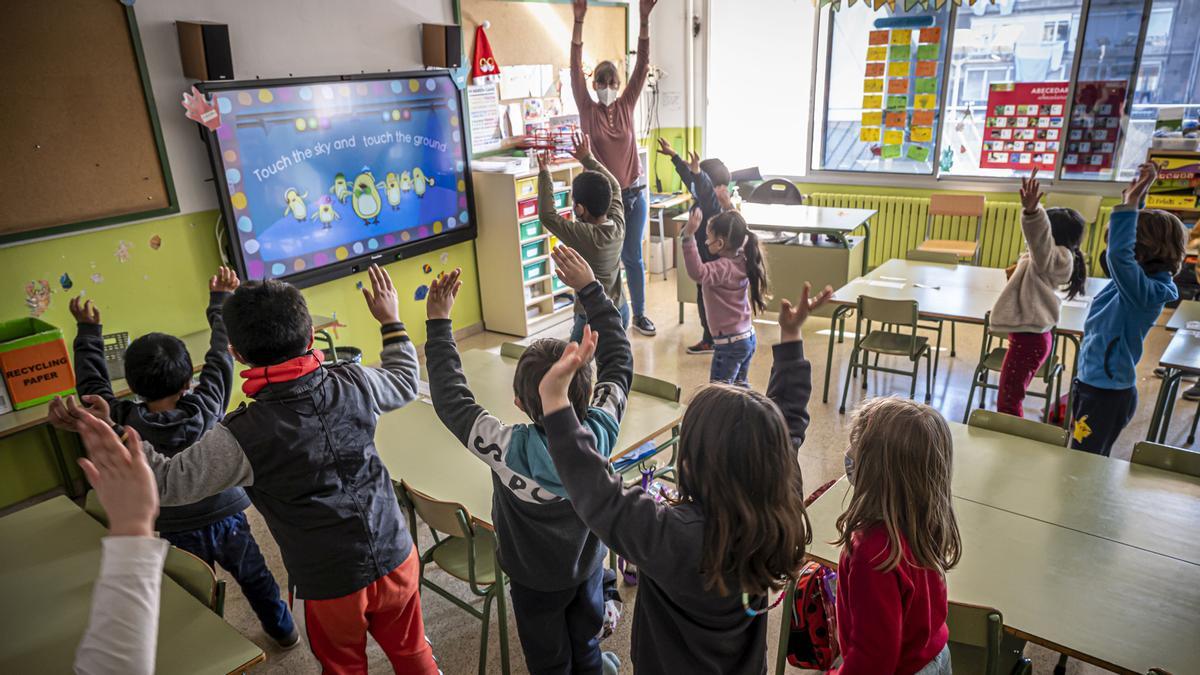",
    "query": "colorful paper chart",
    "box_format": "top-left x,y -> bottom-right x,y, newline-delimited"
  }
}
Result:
889,45 -> 911,61
884,130 -> 905,145
887,61 -> 910,77
980,81 -> 1070,170
862,111 -> 883,126
914,94 -> 937,109
890,30 -> 912,45
916,44 -> 939,61
919,27 -> 941,43
911,126 -> 933,142
886,95 -> 909,111
915,78 -> 938,94
916,61 -> 938,77
866,62 -> 885,77
869,30 -> 889,45
864,79 -> 884,93
863,94 -> 883,108
907,145 -> 931,162
913,110 -> 935,126
867,46 -> 888,61
885,112 -> 907,128
881,145 -> 902,159
860,127 -> 881,142
887,79 -> 910,94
